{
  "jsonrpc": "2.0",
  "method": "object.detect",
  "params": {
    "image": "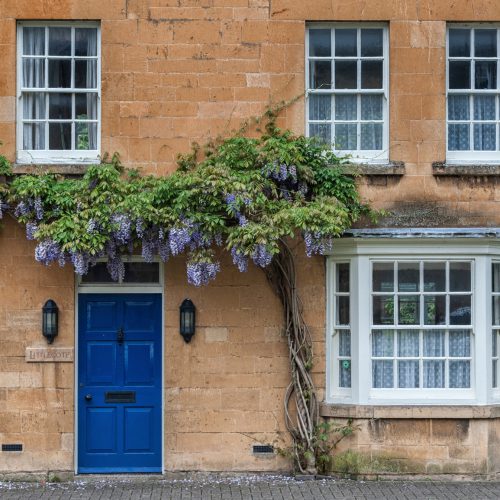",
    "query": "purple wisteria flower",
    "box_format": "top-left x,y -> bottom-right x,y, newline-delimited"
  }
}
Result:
87,219 -> 98,234
231,247 -> 248,273
169,226 -> 191,256
35,240 -> 61,265
14,200 -> 31,217
237,215 -> 248,227
187,261 -> 221,287
141,237 -> 156,262
304,232 -> 333,257
71,252 -> 90,275
107,254 -> 125,282
25,222 -> 38,240
111,214 -> 132,245
34,197 -> 43,221
252,244 -> 273,268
